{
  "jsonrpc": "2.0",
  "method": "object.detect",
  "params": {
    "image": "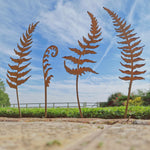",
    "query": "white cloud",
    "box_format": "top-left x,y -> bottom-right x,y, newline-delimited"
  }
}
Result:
86,37 -> 117,80
30,65 -> 42,72
7,74 -> 150,105
37,0 -> 128,46
0,67 -> 7,78
38,1 -> 89,45
127,0 -> 137,24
